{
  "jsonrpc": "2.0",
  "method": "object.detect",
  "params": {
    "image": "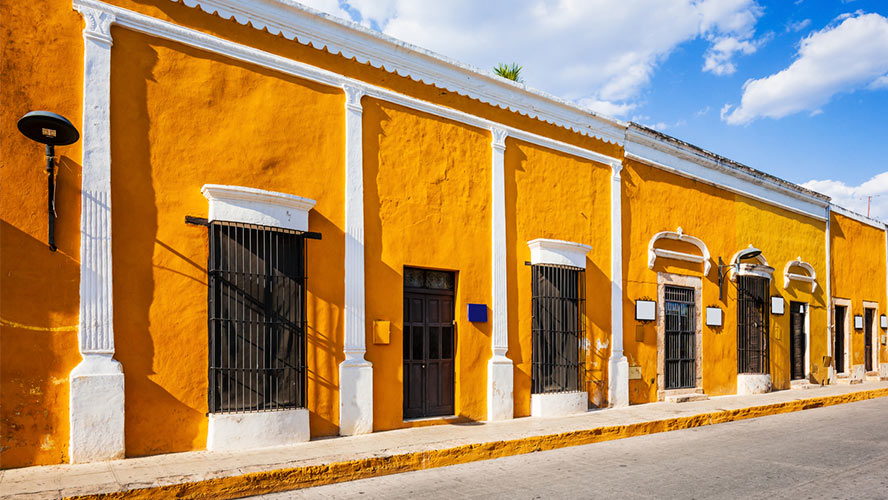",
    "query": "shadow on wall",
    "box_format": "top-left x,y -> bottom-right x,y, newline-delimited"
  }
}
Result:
0,219 -> 81,468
